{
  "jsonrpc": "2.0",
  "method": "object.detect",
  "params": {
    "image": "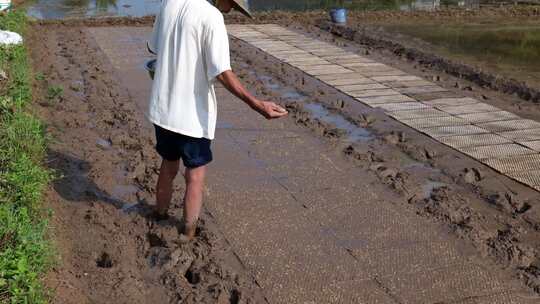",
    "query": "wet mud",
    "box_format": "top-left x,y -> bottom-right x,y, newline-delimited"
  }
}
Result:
229,33 -> 540,294
29,25 -> 264,303
27,8 -> 540,301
